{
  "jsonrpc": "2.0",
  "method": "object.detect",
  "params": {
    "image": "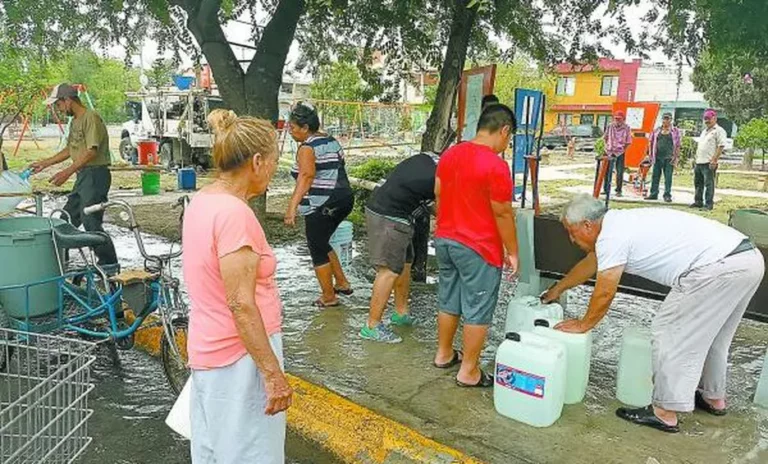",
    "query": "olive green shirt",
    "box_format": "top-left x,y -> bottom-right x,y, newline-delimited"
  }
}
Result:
67,110 -> 111,167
